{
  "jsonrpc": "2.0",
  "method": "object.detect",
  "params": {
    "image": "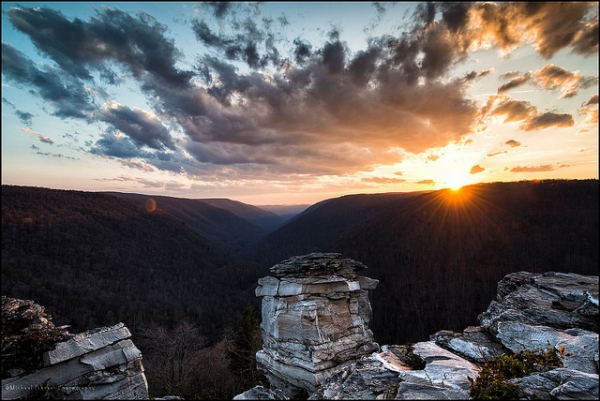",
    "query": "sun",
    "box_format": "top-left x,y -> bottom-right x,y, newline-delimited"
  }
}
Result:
447,175 -> 467,191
